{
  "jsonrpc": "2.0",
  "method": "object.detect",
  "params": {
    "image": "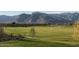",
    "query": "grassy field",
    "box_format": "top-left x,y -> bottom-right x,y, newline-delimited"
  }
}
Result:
0,25 -> 79,47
